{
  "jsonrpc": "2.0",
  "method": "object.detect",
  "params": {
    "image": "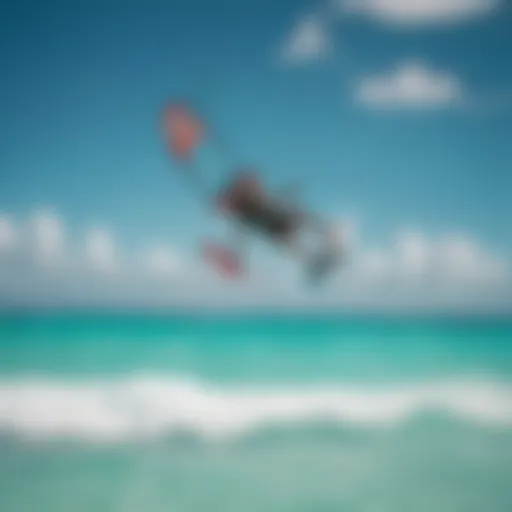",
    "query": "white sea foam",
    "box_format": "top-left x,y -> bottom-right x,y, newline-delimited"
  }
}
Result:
0,375 -> 510,442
